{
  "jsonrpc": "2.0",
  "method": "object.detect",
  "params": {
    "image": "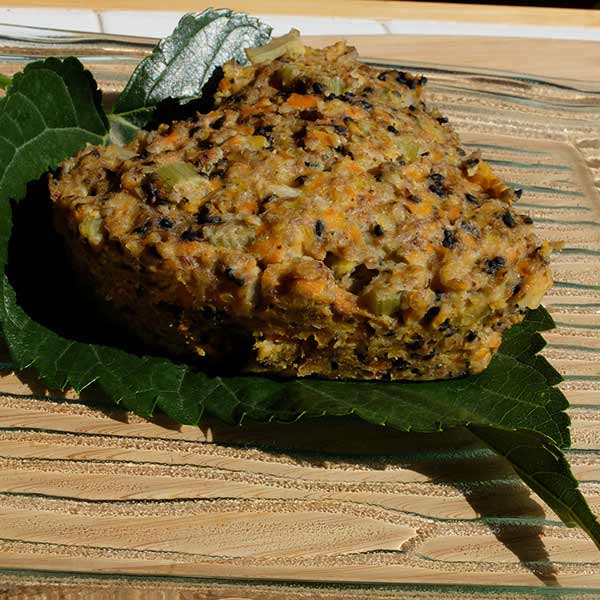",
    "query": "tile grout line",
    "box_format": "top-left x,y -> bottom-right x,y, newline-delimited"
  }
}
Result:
379,20 -> 393,35
94,10 -> 104,34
